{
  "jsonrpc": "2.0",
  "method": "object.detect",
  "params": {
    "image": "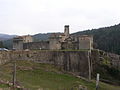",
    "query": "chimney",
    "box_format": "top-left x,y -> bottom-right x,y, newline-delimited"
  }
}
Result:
64,25 -> 69,37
